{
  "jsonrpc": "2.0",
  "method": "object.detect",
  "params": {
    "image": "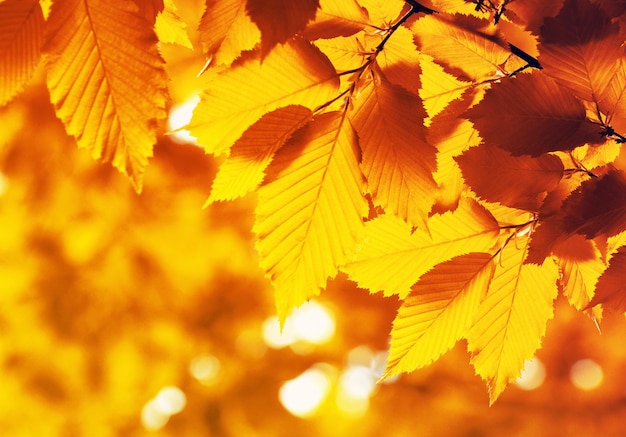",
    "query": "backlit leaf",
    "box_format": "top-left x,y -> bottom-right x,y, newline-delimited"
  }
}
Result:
303,0 -> 368,40
197,0 -> 260,66
466,71 -> 601,156
411,14 -> 510,81
189,38 -> 339,155
538,0 -> 623,103
419,54 -> 471,121
43,0 -> 169,192
599,59 -> 626,133
254,111 -> 368,322
342,198 -> 500,298
350,76 -> 437,228
0,0 -> 44,106
246,0 -> 319,55
466,236 -> 559,404
357,0 -> 404,26
456,146 -> 564,211
385,252 -> 495,377
155,0 -> 193,49
588,246 -> 626,312
314,33 -> 368,73
208,105 -> 312,203
376,26 -> 422,93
